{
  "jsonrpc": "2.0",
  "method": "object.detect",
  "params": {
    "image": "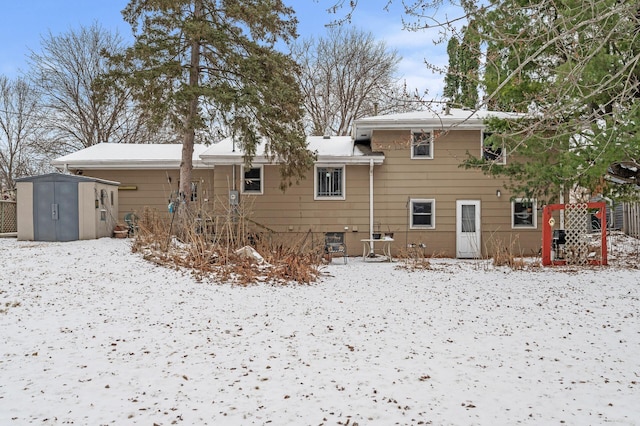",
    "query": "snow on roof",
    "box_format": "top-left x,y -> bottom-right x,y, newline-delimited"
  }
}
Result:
52,136 -> 385,170
196,136 -> 383,164
51,143 -> 209,170
353,108 -> 525,141
53,110 -> 524,169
